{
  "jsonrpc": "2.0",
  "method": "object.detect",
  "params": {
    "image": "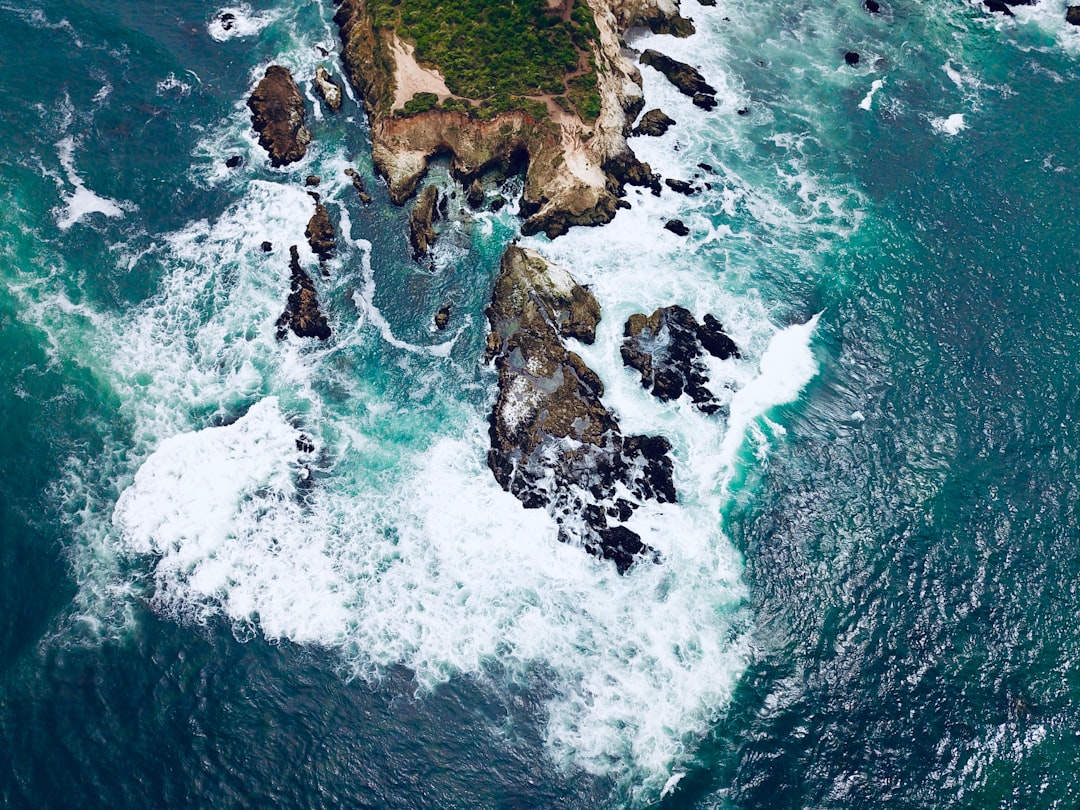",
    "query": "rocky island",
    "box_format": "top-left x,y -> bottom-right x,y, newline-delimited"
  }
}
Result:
315,0 -> 721,570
